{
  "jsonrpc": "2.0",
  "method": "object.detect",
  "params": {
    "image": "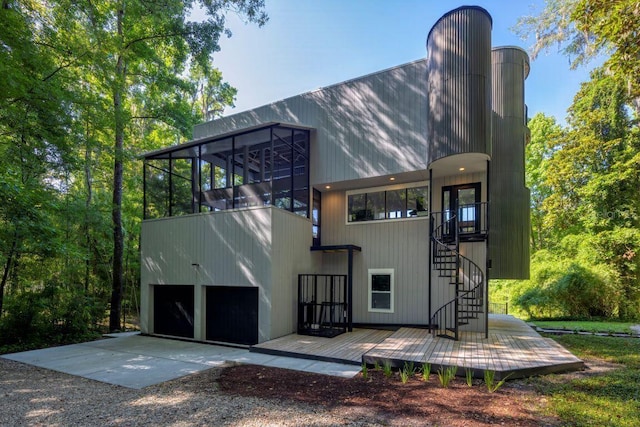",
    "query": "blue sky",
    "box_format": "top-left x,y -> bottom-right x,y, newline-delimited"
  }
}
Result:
199,0 -> 601,124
